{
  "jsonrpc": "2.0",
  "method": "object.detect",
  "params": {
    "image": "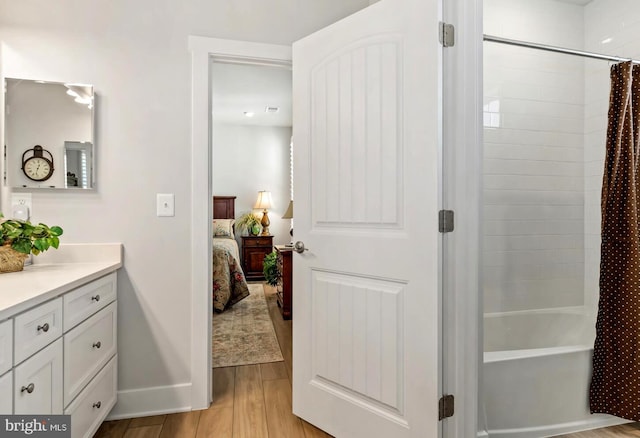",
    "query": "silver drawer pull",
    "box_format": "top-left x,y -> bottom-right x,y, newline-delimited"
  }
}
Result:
92,341 -> 102,349
37,323 -> 50,333
93,401 -> 101,409
91,295 -> 100,302
21,383 -> 35,394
